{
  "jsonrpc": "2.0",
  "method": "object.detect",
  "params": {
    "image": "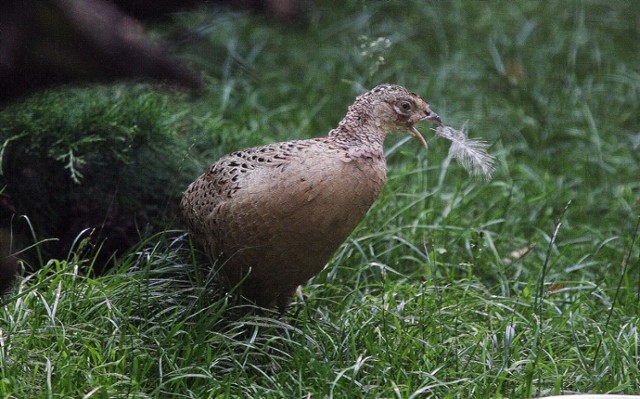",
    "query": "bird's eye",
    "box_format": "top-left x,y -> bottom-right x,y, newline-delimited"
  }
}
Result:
400,101 -> 412,111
